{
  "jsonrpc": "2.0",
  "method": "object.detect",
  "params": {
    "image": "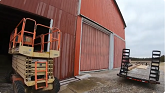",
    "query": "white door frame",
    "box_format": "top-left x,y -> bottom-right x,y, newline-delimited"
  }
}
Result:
47,19 -> 53,52
109,33 -> 114,70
